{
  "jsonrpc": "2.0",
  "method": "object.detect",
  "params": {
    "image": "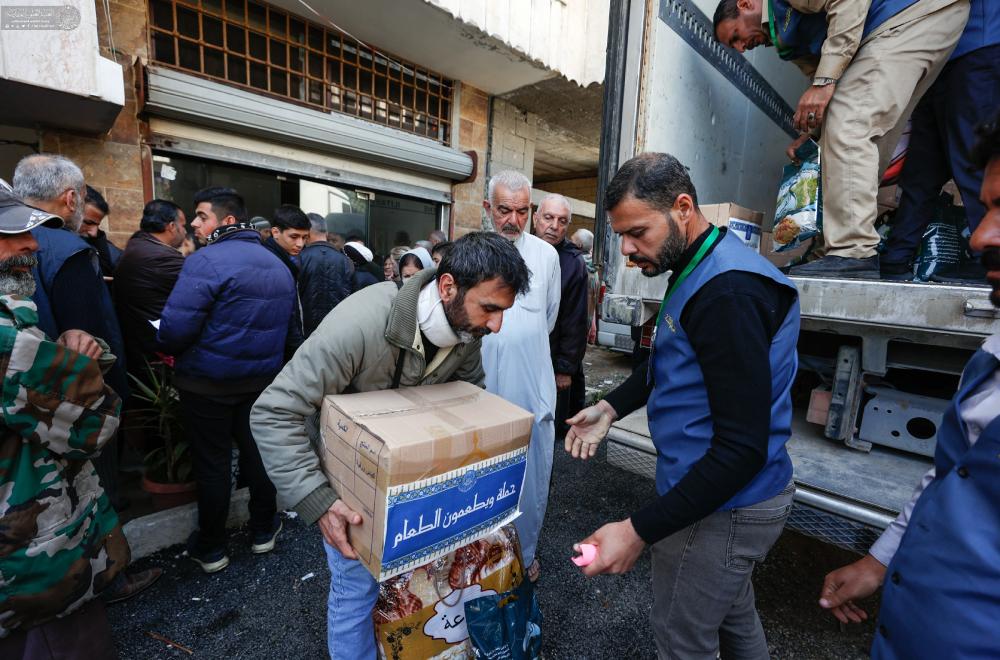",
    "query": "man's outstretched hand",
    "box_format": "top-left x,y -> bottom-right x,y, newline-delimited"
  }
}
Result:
564,399 -> 617,460
819,553 -> 887,624
319,499 -> 363,559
